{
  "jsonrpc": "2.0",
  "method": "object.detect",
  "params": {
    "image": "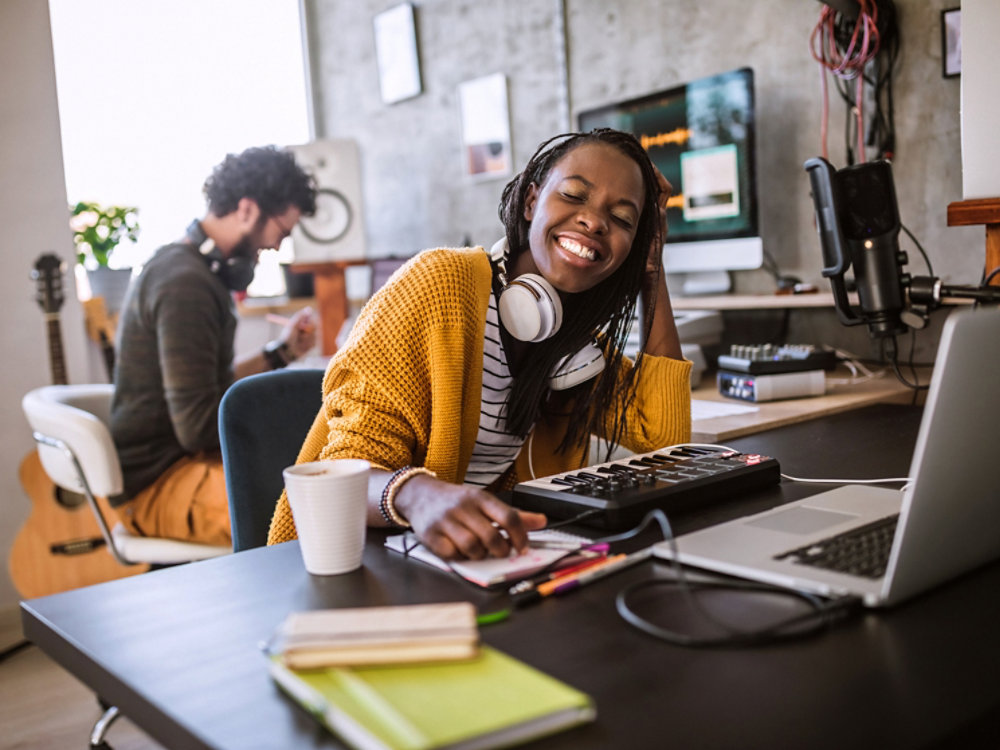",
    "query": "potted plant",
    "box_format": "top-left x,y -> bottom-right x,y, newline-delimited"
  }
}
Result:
69,201 -> 140,313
